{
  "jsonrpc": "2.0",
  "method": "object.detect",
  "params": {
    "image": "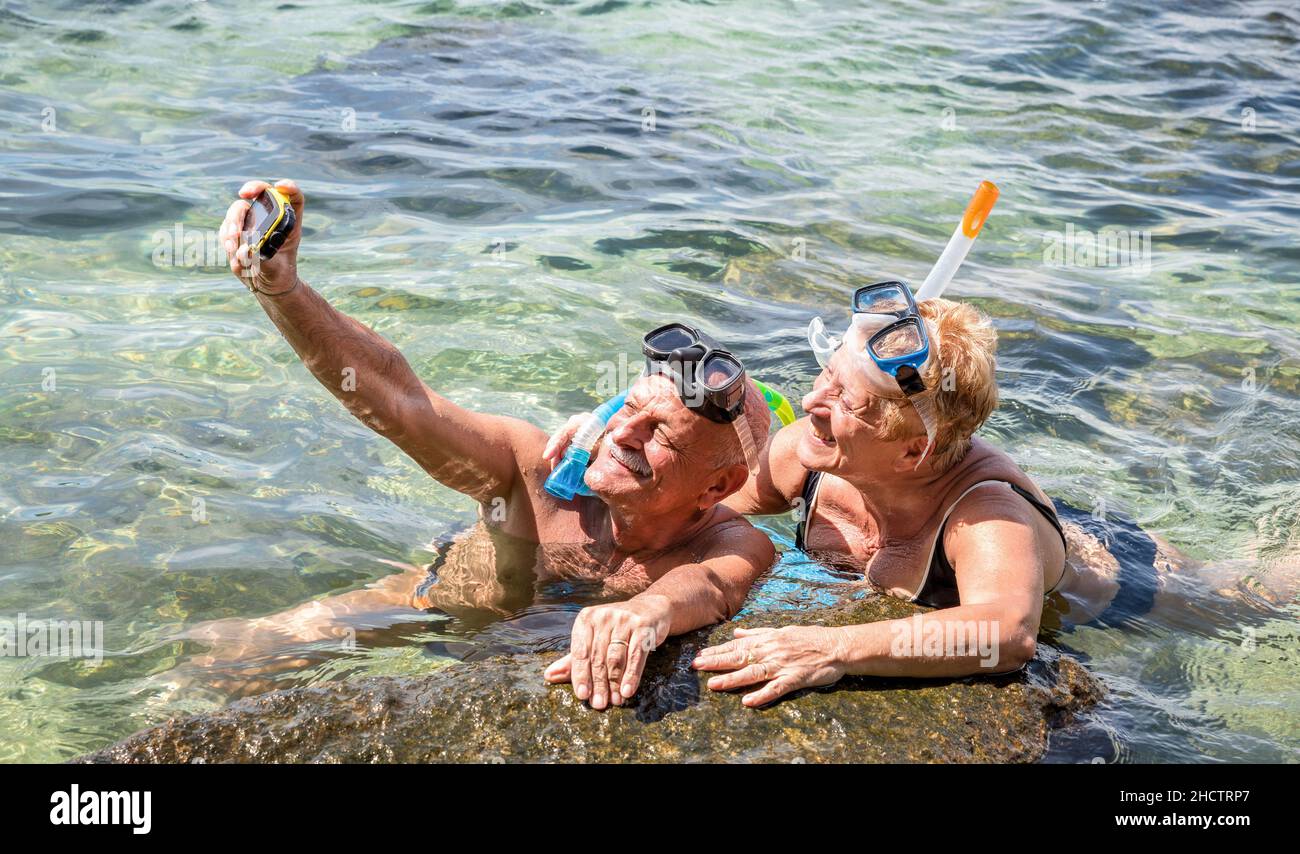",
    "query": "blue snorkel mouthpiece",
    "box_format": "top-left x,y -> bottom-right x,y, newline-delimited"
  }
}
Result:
544,445 -> 594,501
544,389 -> 629,501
